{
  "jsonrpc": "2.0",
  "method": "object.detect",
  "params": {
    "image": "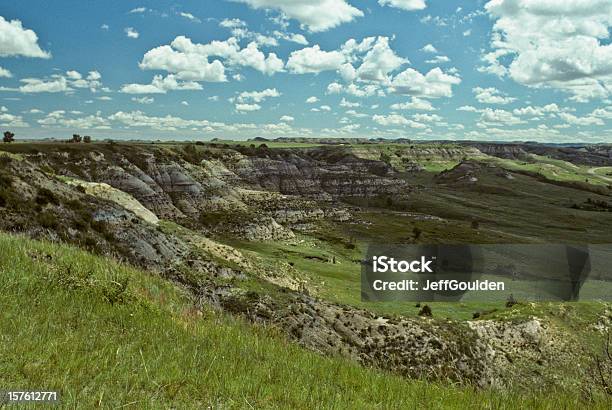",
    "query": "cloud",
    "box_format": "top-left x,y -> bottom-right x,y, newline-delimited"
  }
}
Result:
390,97 -> 435,111
591,107 -> 612,120
273,31 -> 308,45
237,88 -> 281,103
1,70 -> 104,94
456,104 -> 526,127
355,37 -> 408,82
286,45 -> 346,74
221,18 -> 246,29
108,110 -> 223,131
373,114 -> 408,126
0,66 -> 12,78
101,24 -> 109,30
512,104 -> 560,117
288,36 -> 406,85
140,40 -> 226,82
120,74 -> 202,94
339,98 -> 360,108
482,0 -> 612,101
559,112 -> 604,126
132,96 -> 154,104
326,82 -> 380,98
125,27 -> 139,39
344,110 -> 367,118
473,87 -> 516,105
373,113 -> 427,128
425,55 -> 450,64
0,107 -> 28,127
390,67 -> 461,98
37,110 -> 110,129
478,108 -> 525,126
179,12 -> 201,23
457,105 -> 478,112
280,115 -> 294,122
421,44 -> 437,53
234,0 -> 364,32
18,77 -> 69,93
129,7 -> 147,14
413,113 -> 443,123
140,36 -> 283,81
235,103 -> 261,112
230,88 -> 281,112
0,16 -> 50,58
306,96 -> 319,103
379,0 -> 426,11
219,19 -> 278,47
